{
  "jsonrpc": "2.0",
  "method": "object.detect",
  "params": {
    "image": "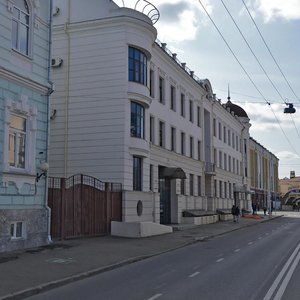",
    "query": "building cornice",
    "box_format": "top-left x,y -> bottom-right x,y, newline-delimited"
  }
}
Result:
0,67 -> 50,94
